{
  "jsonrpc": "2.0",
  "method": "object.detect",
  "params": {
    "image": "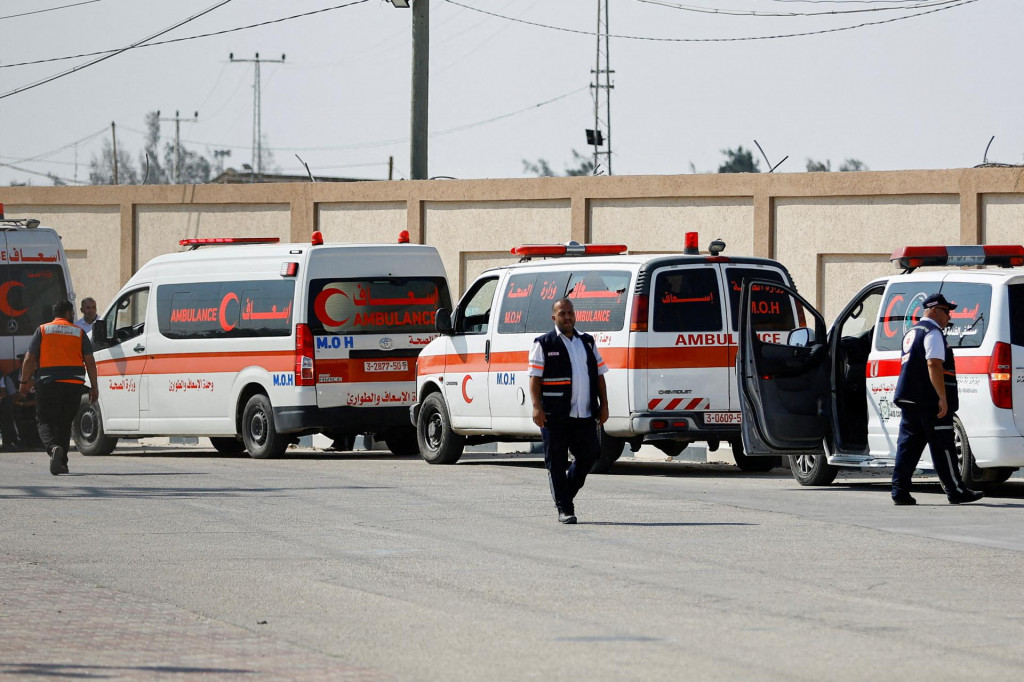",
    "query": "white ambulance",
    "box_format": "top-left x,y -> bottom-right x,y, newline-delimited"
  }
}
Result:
735,244 -> 1024,487
1,204 -> 75,376
411,235 -> 798,471
72,234 -> 451,458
